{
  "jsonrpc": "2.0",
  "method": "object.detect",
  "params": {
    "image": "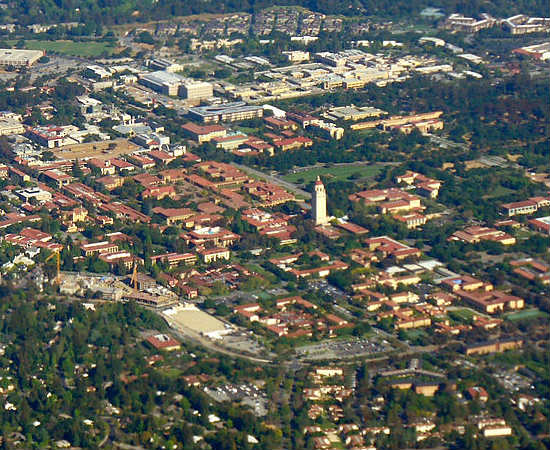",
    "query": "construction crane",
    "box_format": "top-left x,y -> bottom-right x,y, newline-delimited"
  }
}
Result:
130,262 -> 138,293
45,249 -> 61,285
